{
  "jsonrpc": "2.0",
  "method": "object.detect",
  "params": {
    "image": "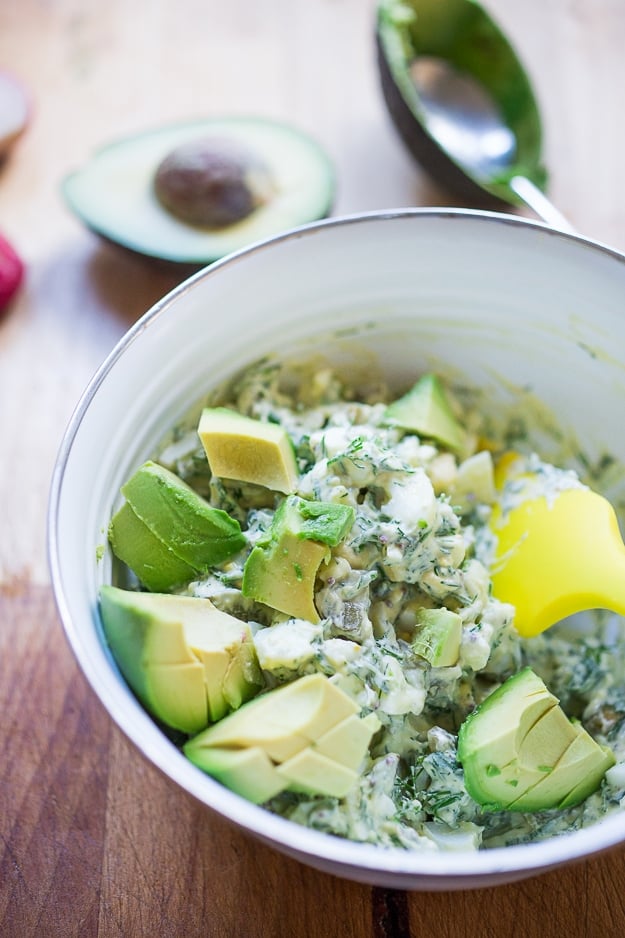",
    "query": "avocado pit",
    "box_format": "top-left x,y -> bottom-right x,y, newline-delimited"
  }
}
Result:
61,117 -> 335,266
153,136 -> 276,228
